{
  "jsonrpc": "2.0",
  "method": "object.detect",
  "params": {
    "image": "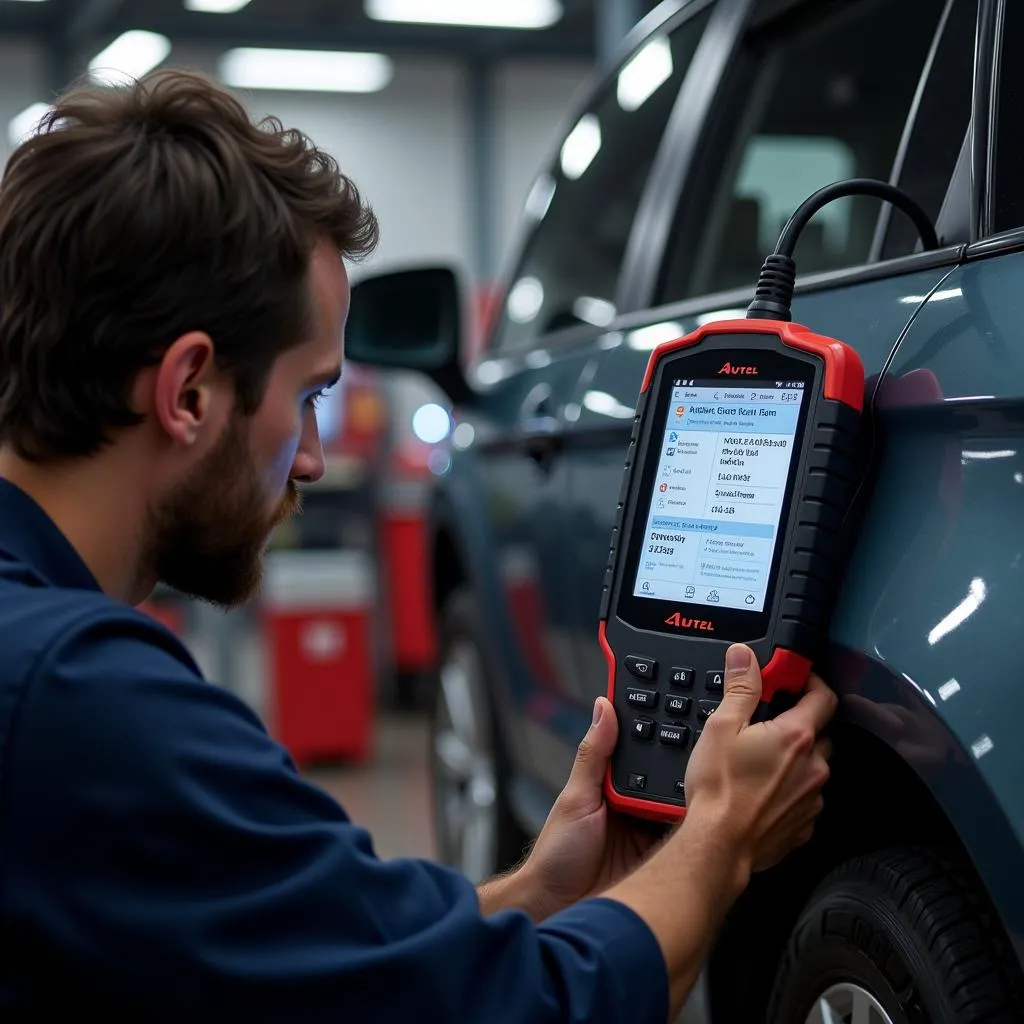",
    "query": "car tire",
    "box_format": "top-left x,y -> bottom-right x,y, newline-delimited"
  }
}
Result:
767,846 -> 1024,1024
429,588 -> 530,884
